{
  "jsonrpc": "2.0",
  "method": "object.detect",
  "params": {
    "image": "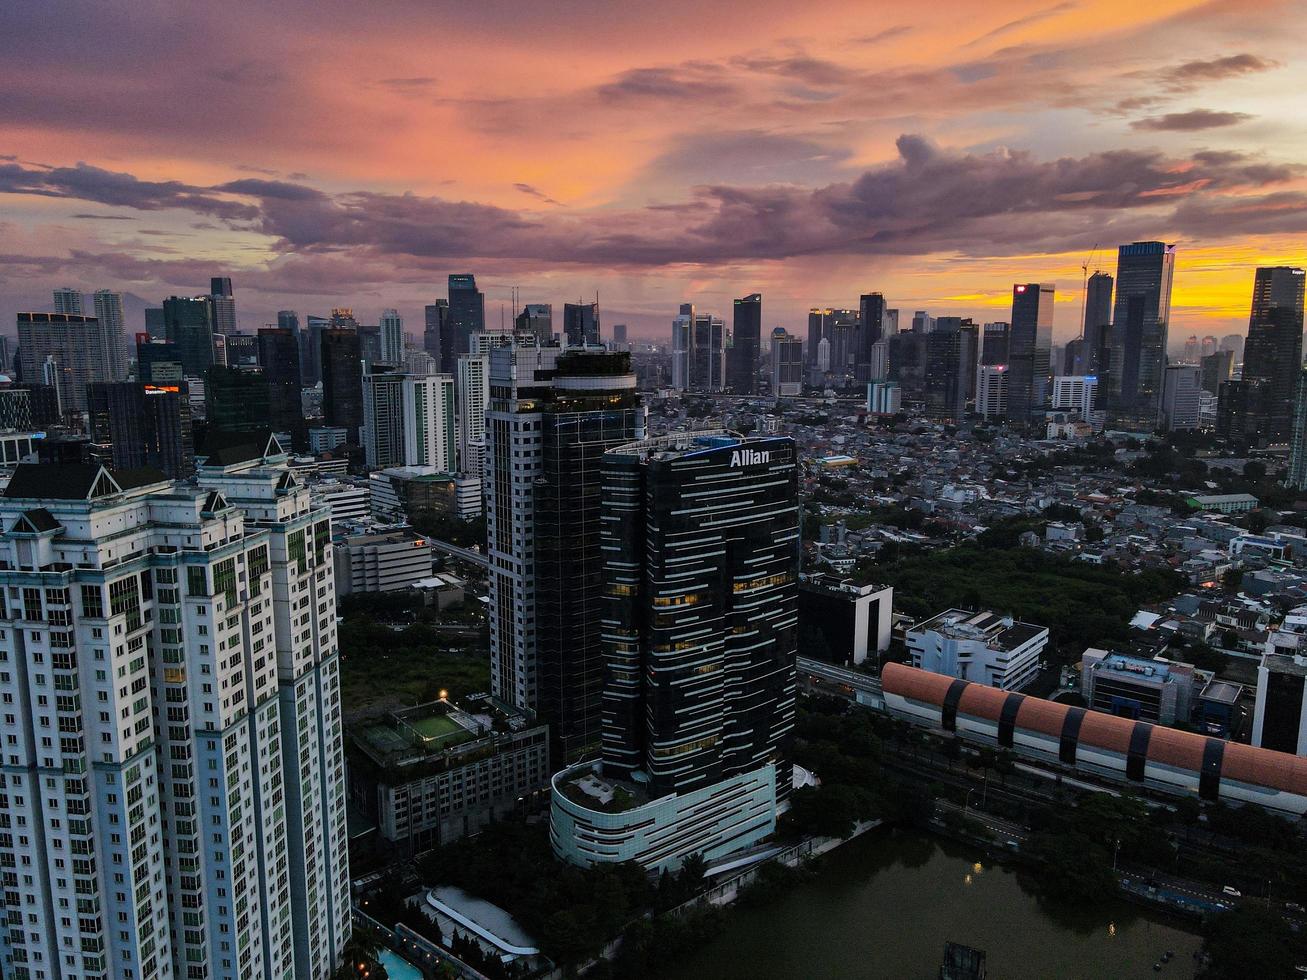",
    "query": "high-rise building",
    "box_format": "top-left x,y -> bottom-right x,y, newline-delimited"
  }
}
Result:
1083,270 -> 1114,375
1242,306 -> 1304,442
980,322 -> 1010,366
1287,372 -> 1307,491
976,365 -> 1009,420
87,380 -> 194,477
807,308 -> 858,380
550,431 -> 797,874
0,448 -> 350,980
52,286 -> 83,314
1108,242 -> 1176,425
1160,364 -> 1202,431
321,328 -> 364,442
1251,266 -> 1307,322
487,346 -> 644,763
856,292 -> 887,383
258,326 -> 304,439
362,371 -> 405,470
303,314 -> 330,386
923,319 -> 978,420
727,293 -> 761,394
1006,284 -> 1054,423
563,302 -> 600,347
145,306 -> 166,339
424,300 -> 449,365
514,304 -> 553,346
16,312 -> 112,414
457,354 -> 489,480
770,328 -> 803,396
671,305 -> 726,391
1200,350 -> 1234,395
611,323 -> 628,349
1182,335 -> 1200,364
1051,375 -> 1099,419
92,289 -> 128,380
223,332 -> 260,368
209,275 -> 236,337
1220,333 -> 1245,360
447,274 -> 485,371
867,380 -> 902,415
206,364 -> 271,433
137,335 -> 185,385
380,308 -> 405,365
402,373 -> 456,472
162,295 -> 216,378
